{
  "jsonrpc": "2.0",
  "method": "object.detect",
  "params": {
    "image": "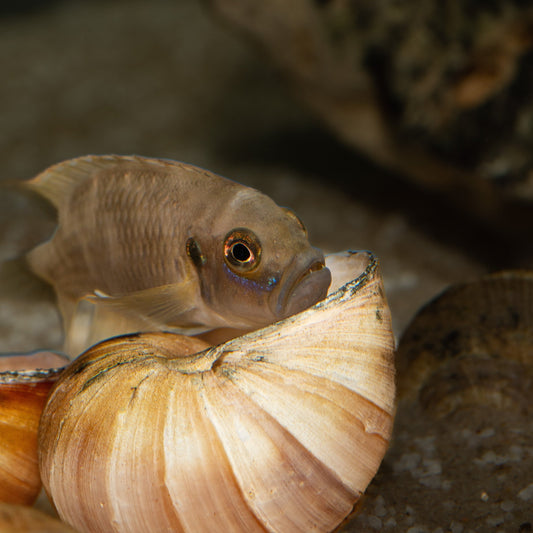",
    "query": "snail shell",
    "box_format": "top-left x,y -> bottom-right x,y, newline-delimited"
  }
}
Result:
39,251 -> 395,533
0,351 -> 67,505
